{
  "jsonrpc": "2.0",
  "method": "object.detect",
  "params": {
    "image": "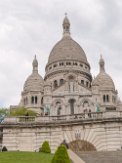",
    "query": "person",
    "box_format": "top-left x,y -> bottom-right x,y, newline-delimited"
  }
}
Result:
61,139 -> 69,149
